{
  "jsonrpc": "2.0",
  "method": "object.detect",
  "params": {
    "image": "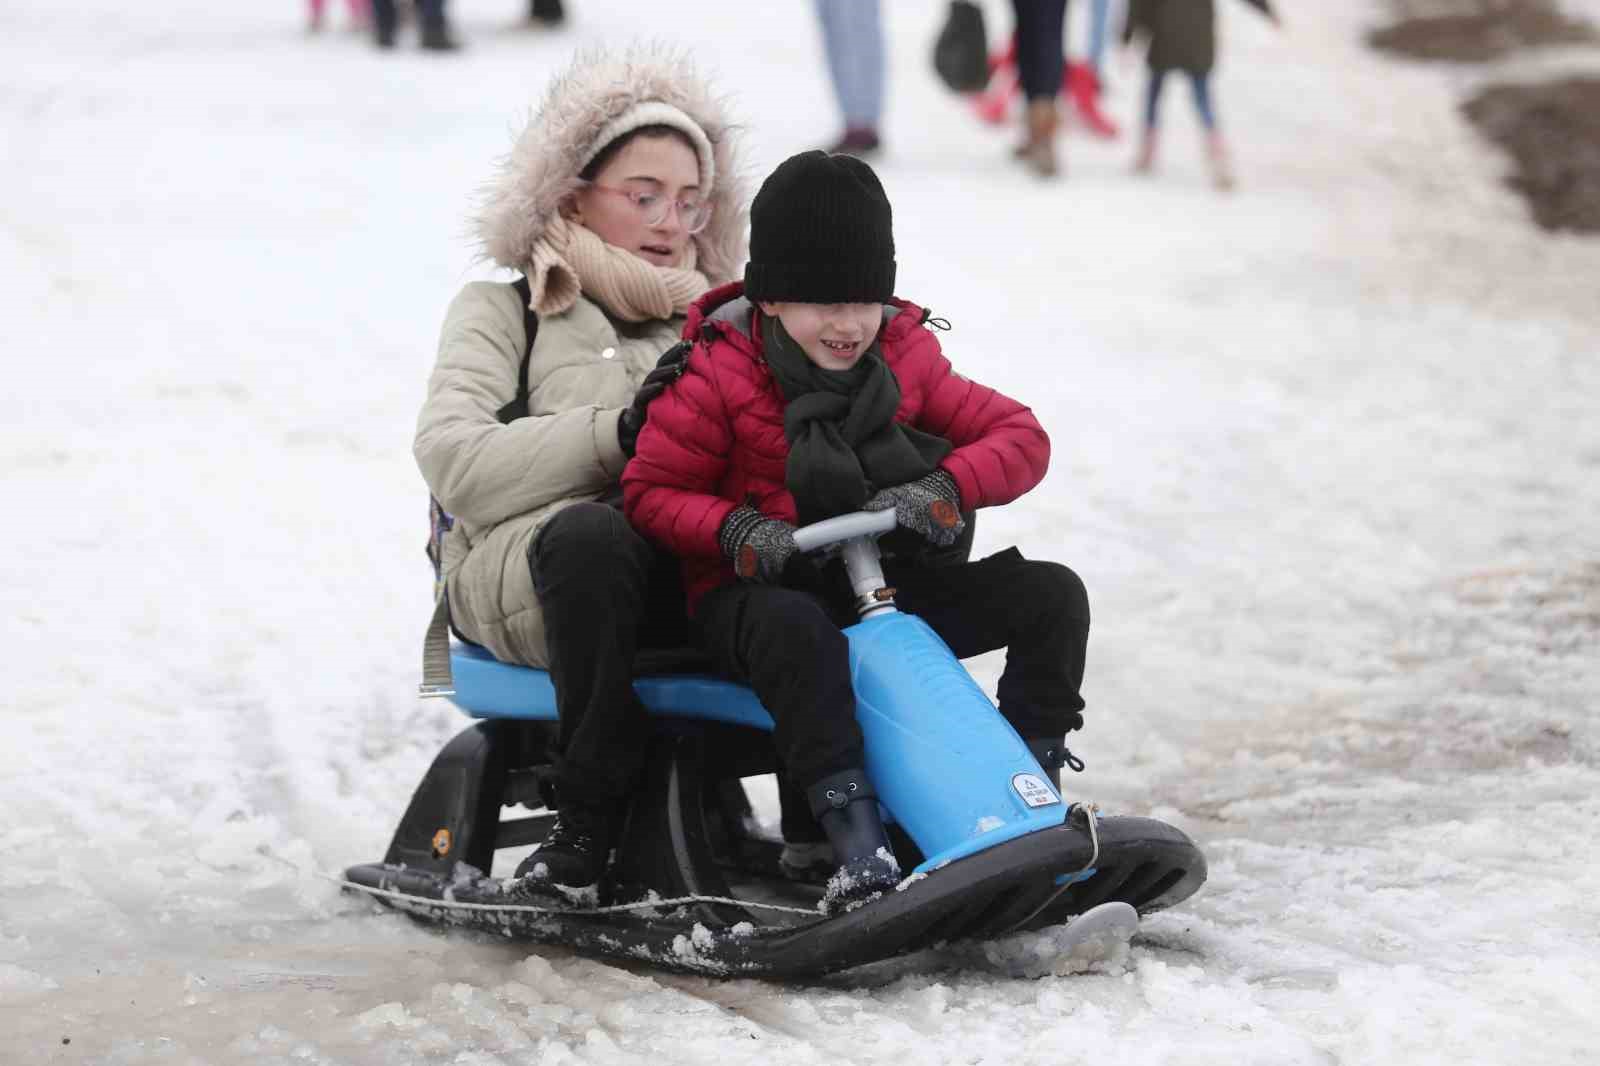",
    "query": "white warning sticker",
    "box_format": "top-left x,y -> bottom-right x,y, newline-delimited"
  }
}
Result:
1012,773 -> 1060,808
